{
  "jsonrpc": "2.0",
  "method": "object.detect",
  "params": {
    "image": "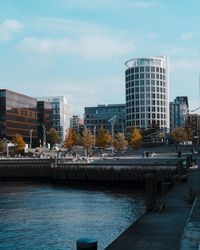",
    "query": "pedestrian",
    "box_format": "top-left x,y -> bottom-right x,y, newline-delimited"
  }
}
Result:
145,151 -> 149,158
177,151 -> 182,158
